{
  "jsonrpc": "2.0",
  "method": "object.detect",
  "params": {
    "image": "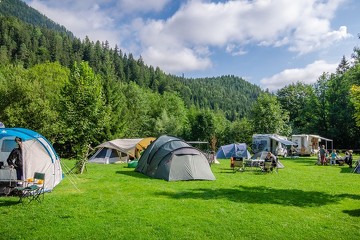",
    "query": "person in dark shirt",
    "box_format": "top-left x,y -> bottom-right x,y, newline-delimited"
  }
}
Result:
6,137 -> 23,180
264,152 -> 277,172
319,145 -> 327,165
